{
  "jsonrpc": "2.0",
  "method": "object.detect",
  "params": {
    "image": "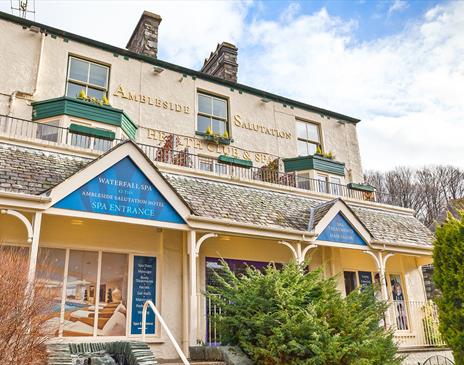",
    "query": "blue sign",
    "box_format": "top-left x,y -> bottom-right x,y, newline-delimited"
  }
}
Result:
317,213 -> 366,245
131,256 -> 156,335
54,157 -> 184,224
358,271 -> 373,290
